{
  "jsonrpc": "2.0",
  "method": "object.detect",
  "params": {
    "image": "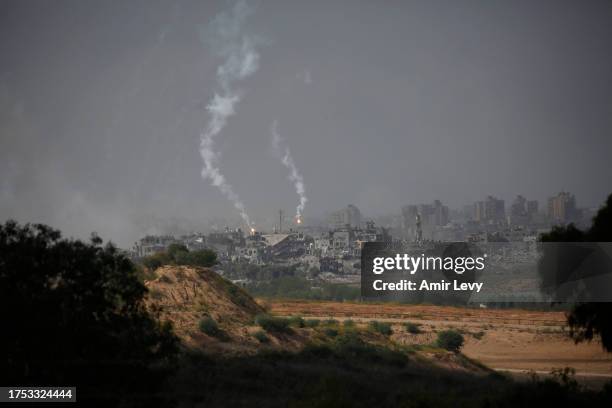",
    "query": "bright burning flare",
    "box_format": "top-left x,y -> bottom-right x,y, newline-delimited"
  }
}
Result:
296,218 -> 302,224
250,227 -> 256,234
